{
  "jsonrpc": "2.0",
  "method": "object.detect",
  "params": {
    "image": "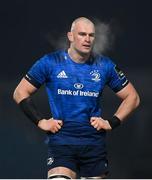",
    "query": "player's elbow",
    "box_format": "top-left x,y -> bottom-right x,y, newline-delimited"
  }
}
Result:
13,87 -> 24,104
132,92 -> 140,109
136,94 -> 140,108
13,88 -> 20,103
